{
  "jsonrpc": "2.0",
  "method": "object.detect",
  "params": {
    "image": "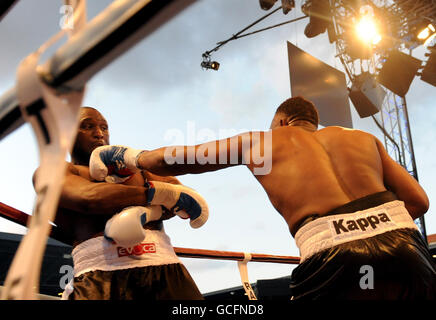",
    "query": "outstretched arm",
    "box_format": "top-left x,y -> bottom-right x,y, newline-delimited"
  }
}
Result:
139,131 -> 272,176
89,131 -> 270,178
136,141 -> 237,176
